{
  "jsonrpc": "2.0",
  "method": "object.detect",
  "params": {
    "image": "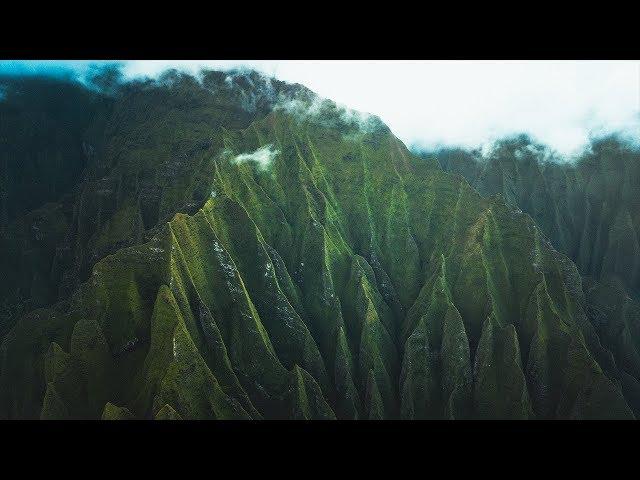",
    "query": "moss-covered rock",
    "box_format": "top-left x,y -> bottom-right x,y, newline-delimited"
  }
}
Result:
101,402 -> 135,420
1,70 -> 637,420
